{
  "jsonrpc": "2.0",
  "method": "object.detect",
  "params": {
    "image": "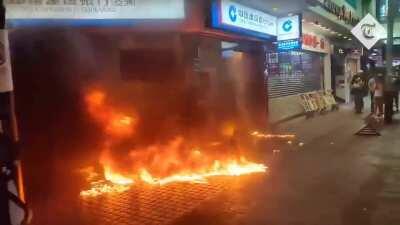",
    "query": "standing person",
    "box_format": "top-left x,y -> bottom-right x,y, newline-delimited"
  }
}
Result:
394,90 -> 399,112
368,75 -> 376,113
351,73 -> 366,114
374,74 -> 385,116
